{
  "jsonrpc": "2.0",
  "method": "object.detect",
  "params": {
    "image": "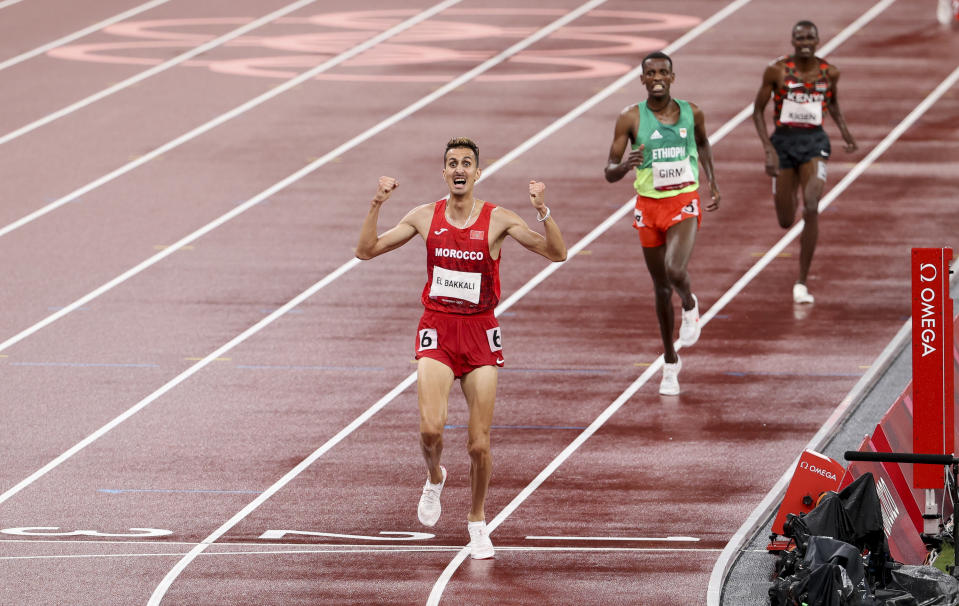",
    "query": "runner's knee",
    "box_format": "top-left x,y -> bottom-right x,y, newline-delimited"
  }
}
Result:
467,436 -> 491,461
653,283 -> 673,301
664,265 -> 687,289
420,427 -> 443,448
